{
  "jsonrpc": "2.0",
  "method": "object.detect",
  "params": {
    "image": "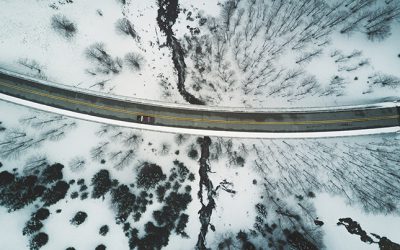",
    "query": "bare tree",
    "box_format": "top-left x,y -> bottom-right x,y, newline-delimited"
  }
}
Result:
115,18 -> 140,42
122,132 -> 142,147
296,49 -> 323,64
90,142 -> 109,160
85,43 -> 123,74
159,142 -> 170,155
69,157 -> 86,172
369,74 -> 400,88
0,129 -> 35,158
18,58 -> 47,80
364,3 -> 400,41
175,134 -> 189,145
113,149 -> 135,170
51,14 -> 77,39
124,52 -> 144,71
23,156 -> 48,175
